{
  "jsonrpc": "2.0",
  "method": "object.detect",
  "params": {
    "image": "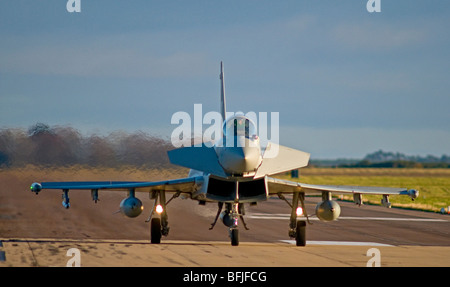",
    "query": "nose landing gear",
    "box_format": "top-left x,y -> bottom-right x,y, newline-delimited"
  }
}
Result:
228,203 -> 240,246
210,202 -> 248,246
